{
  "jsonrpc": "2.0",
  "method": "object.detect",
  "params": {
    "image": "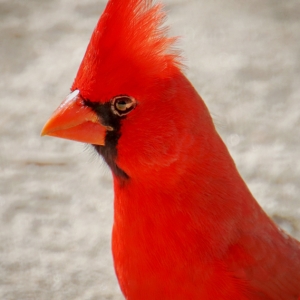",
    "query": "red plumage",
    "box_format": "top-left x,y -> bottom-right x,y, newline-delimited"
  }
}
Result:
73,0 -> 179,102
42,0 -> 300,299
